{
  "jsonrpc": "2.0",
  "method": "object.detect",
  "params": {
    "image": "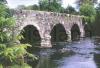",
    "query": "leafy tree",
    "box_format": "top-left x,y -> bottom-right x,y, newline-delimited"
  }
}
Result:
94,3 -> 100,36
26,4 -> 39,10
80,0 -> 96,23
39,0 -> 63,12
0,2 -> 37,68
0,3 -> 15,43
96,3 -> 100,14
0,43 -> 37,67
0,0 -> 7,3
16,4 -> 39,10
76,0 -> 97,6
16,5 -> 26,10
64,5 -> 77,14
